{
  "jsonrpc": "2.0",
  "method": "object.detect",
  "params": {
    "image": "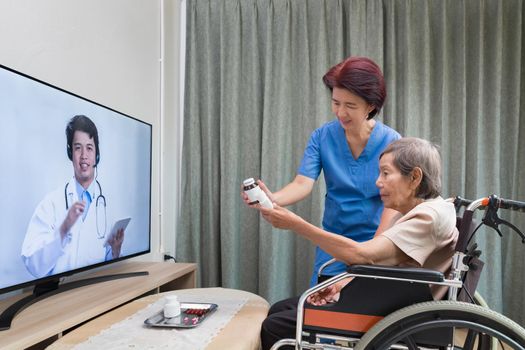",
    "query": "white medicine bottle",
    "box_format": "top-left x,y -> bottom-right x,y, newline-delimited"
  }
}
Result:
164,295 -> 181,318
243,178 -> 273,209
